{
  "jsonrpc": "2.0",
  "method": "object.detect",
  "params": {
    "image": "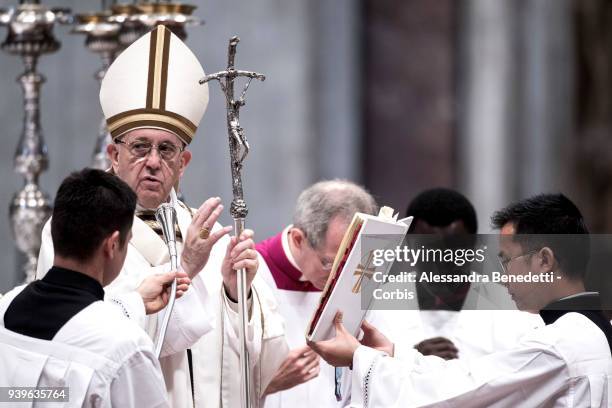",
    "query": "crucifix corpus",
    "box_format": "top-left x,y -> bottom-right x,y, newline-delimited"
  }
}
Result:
199,36 -> 265,408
